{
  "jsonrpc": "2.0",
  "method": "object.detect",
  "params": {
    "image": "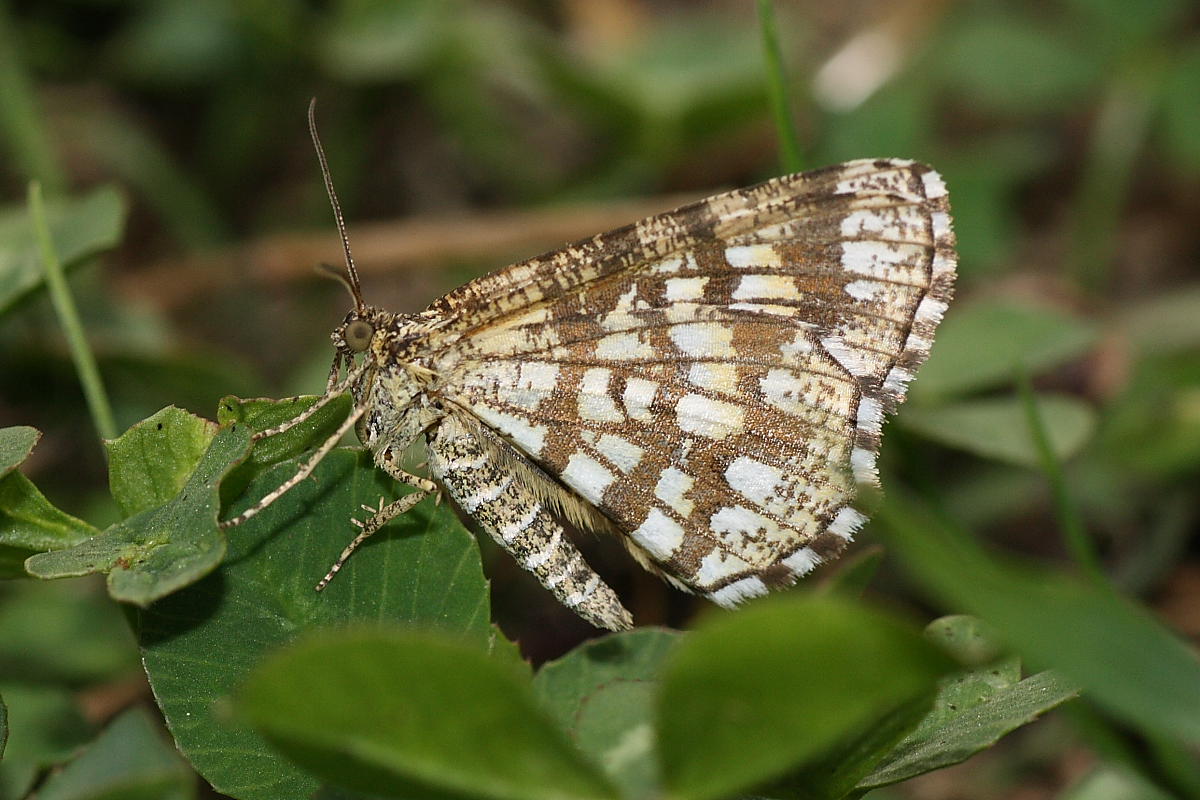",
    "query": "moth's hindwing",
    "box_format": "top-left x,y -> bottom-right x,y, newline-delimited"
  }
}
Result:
424,159 -> 956,611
